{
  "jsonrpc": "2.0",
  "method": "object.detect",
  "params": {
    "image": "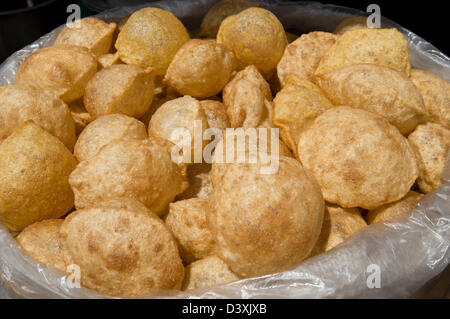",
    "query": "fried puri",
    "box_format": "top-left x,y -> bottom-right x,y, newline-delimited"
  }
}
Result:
0,83 -> 76,150
408,122 -> 450,193
217,7 -> 287,75
182,256 -> 239,290
69,137 -> 188,216
199,0 -> 260,38
366,191 -> 424,224
318,64 -> 426,134
311,205 -> 367,255
84,64 -> 154,119
200,100 -> 231,131
0,122 -> 77,231
297,106 -> 419,209
222,65 -> 273,128
333,16 -> 368,35
277,32 -> 337,86
16,219 -> 65,271
315,28 -> 411,78
74,114 -> 148,162
410,69 -> 450,128
115,7 -> 190,75
16,45 -> 97,103
97,52 -> 121,69
60,199 -> 184,297
166,198 -> 216,263
55,17 -> 116,57
164,39 -> 235,98
208,156 -> 324,278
